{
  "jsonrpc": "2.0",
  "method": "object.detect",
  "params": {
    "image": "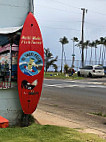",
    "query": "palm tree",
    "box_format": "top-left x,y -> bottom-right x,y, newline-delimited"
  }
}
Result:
59,36 -> 69,73
89,41 -> 95,65
76,40 -> 83,66
103,37 -> 106,61
84,40 -> 90,65
71,37 -> 79,67
94,39 -> 101,64
44,48 -> 58,72
100,37 -> 105,65
94,39 -> 99,64
93,40 -> 99,64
